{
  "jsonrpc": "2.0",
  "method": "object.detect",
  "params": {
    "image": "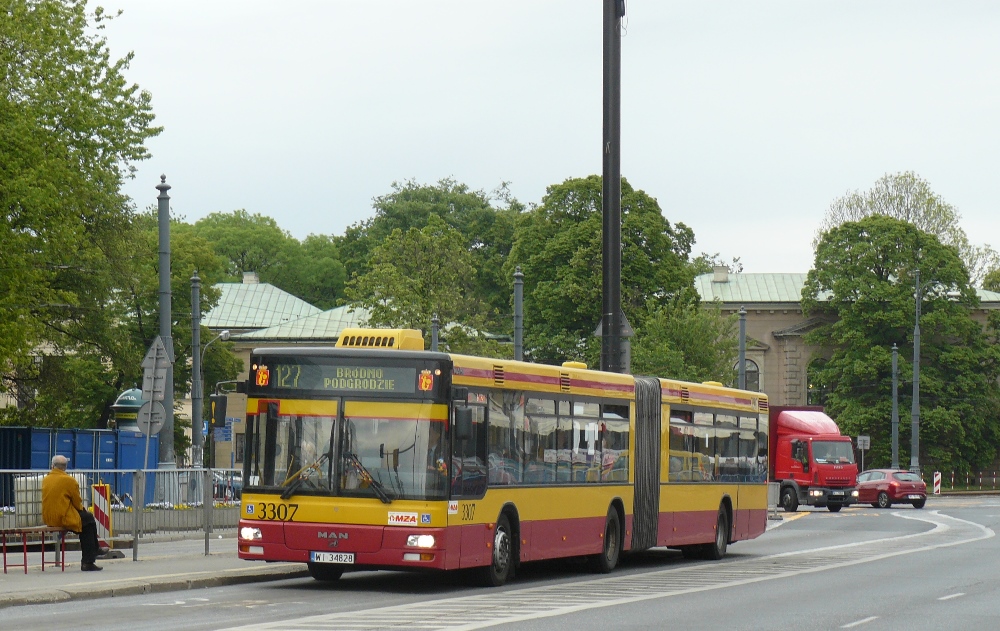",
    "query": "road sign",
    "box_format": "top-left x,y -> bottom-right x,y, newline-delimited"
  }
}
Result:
141,336 -> 171,401
137,400 -> 166,436
857,435 -> 870,450
933,471 -> 942,495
